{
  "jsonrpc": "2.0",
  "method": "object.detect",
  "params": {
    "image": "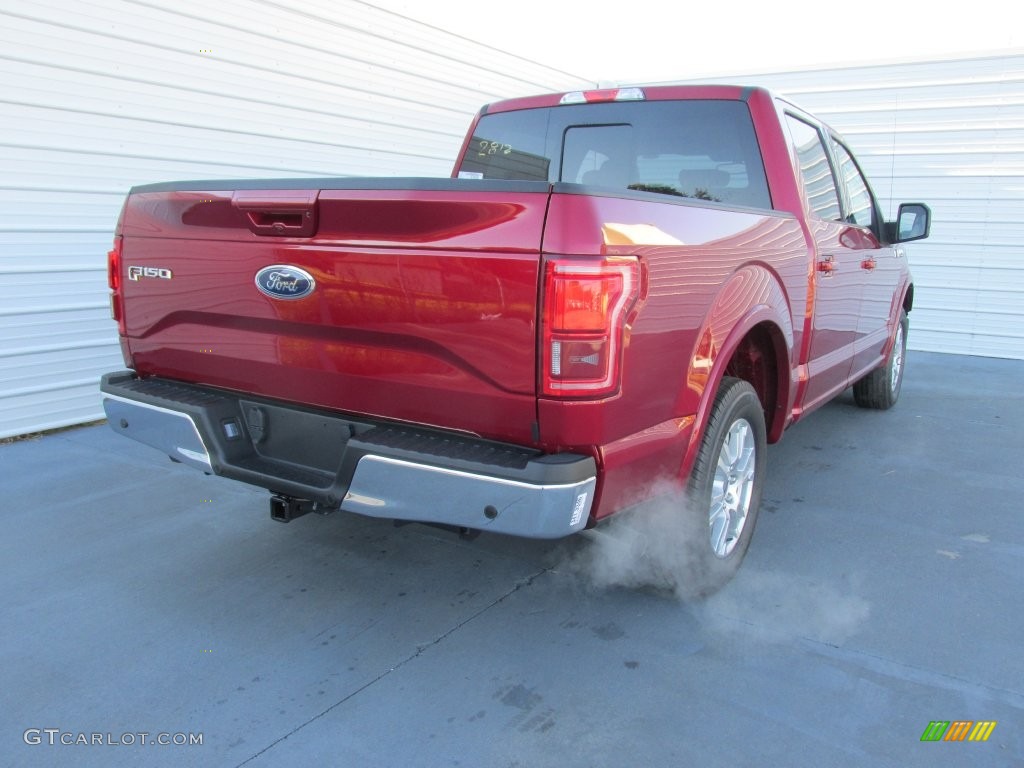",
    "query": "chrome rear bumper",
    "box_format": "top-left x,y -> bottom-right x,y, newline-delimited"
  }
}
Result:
101,372 -> 595,539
